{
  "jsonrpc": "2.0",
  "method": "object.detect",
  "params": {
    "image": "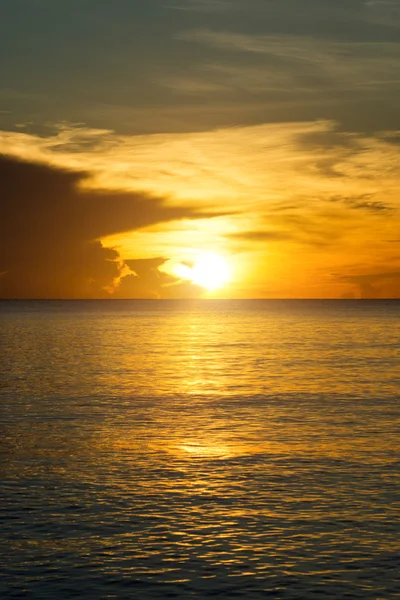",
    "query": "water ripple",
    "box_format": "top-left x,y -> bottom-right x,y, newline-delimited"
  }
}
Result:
0,300 -> 399,598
